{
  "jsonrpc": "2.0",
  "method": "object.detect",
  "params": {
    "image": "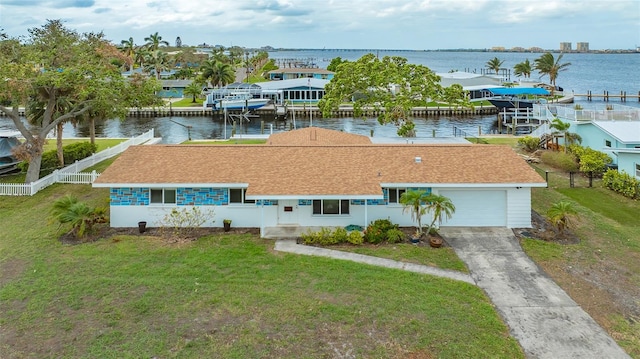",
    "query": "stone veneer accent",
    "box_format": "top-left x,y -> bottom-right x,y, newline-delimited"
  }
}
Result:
257,200 -> 278,206
298,199 -> 312,206
177,188 -> 227,205
110,187 -> 150,206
